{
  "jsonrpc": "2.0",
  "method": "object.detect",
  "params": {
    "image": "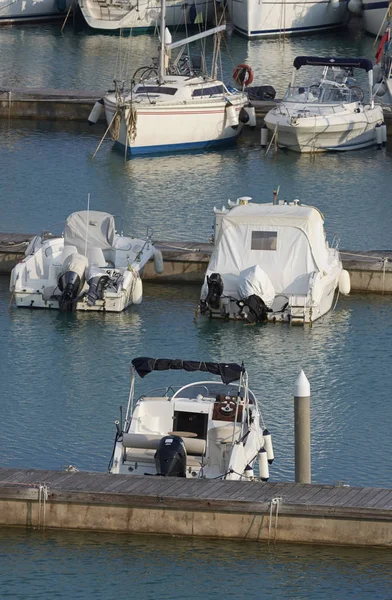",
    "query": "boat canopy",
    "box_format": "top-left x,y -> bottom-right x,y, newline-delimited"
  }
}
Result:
293,56 -> 374,72
132,357 -> 245,385
64,211 -> 116,251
